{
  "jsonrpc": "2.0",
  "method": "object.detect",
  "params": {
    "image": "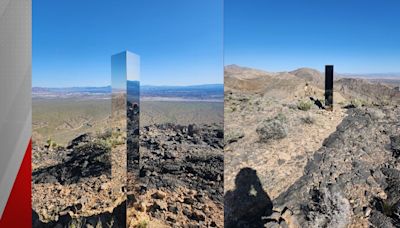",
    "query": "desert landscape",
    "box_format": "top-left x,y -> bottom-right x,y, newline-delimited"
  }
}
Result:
32,87 -> 129,227
224,64 -> 400,227
32,83 -> 224,227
